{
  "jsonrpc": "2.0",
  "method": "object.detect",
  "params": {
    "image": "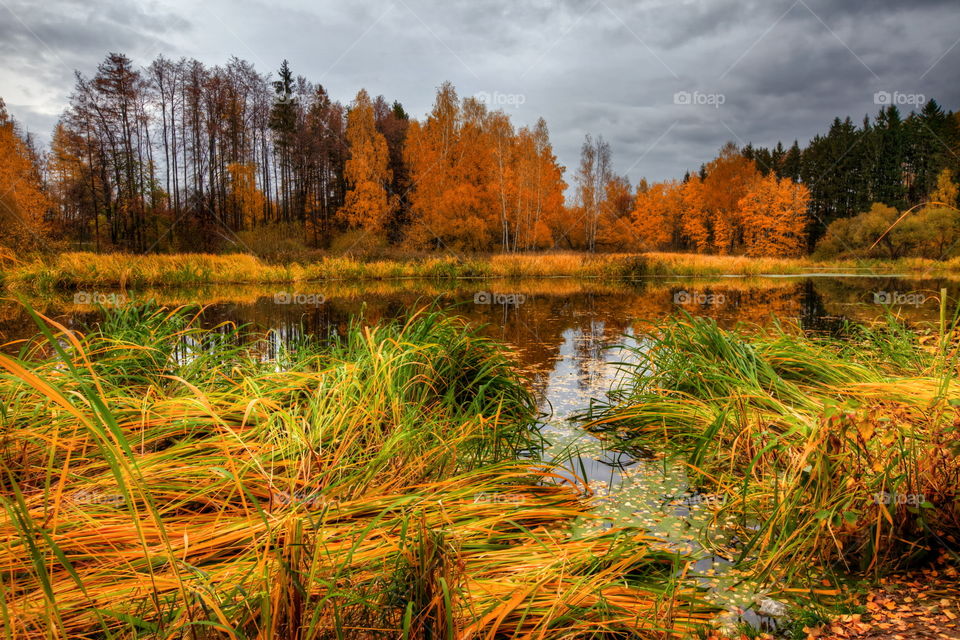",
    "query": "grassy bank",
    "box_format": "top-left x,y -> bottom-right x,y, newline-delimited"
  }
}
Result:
1,252 -> 646,290
584,312 -> 960,580
641,252 -> 960,277
4,251 -> 960,292
0,304 -> 711,638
